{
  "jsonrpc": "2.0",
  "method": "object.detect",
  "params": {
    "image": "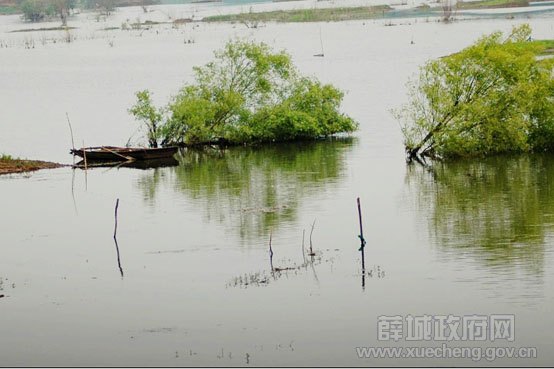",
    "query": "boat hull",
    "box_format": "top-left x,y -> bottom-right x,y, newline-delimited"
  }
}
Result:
70,146 -> 179,162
